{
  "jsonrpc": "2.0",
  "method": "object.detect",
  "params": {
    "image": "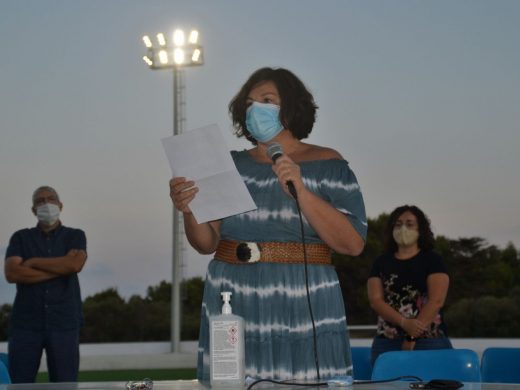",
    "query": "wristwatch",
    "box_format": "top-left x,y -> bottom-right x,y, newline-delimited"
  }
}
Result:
405,335 -> 417,342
